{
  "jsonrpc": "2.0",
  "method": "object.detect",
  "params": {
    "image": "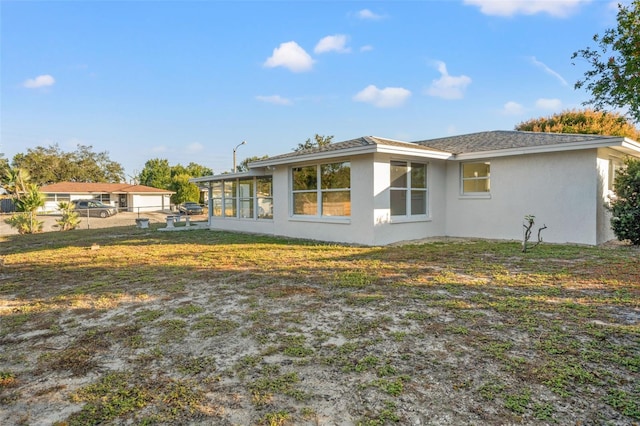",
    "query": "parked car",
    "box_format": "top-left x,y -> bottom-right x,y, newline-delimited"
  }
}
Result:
72,200 -> 118,218
178,202 -> 204,215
